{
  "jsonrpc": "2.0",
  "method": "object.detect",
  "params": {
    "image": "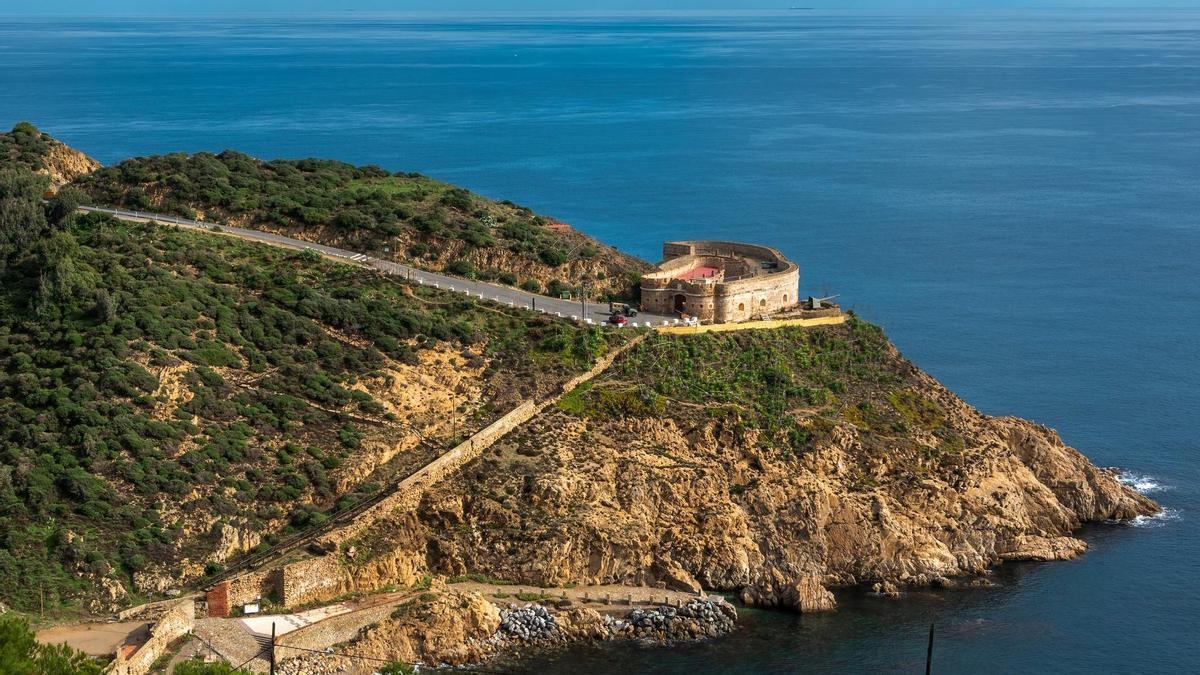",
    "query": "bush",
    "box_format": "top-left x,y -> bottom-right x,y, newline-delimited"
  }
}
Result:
444,259 -> 475,277
538,247 -> 568,267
